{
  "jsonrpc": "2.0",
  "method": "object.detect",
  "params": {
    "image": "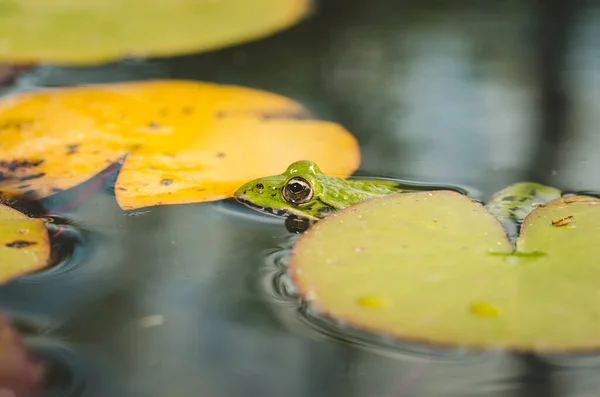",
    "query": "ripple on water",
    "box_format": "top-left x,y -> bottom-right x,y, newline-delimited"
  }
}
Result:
8,314 -> 119,397
212,198 -> 285,225
33,342 -> 122,397
17,216 -> 91,283
4,314 -> 85,397
9,314 -> 60,338
538,352 -> 600,368
259,242 -> 487,363
259,247 -> 296,305
33,343 -> 87,397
